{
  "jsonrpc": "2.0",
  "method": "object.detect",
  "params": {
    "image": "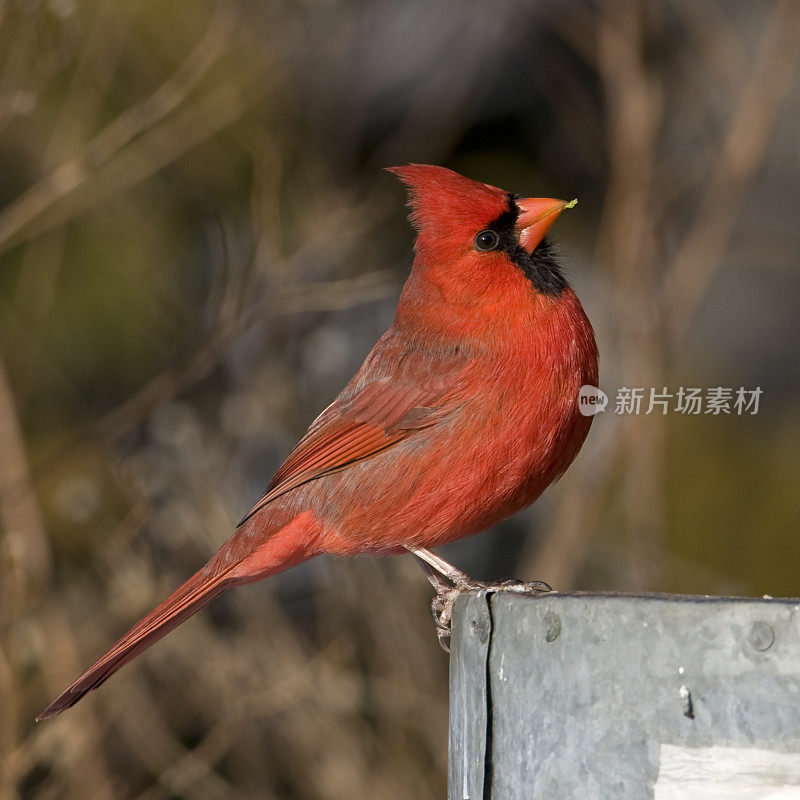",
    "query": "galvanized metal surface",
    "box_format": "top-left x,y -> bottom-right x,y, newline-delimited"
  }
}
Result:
449,592 -> 492,799
448,592 -> 800,800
